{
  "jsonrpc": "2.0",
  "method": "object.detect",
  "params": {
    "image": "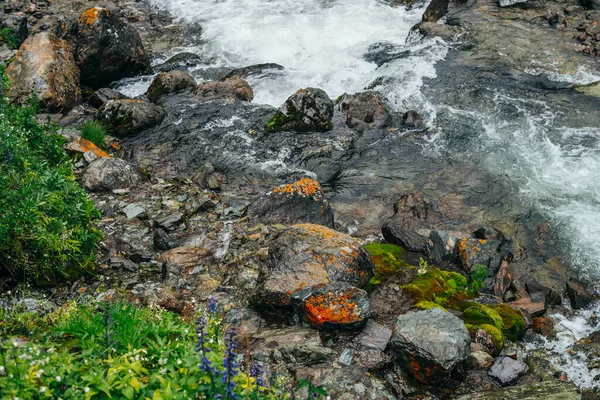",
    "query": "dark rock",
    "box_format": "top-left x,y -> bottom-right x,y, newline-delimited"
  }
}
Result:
579,0 -> 600,9
223,63 -> 284,80
193,76 -> 253,103
248,178 -> 334,228
389,307 -> 471,384
355,349 -> 393,371
363,42 -> 410,67
81,158 -> 143,192
256,223 -> 374,308
66,8 -> 151,89
402,110 -> 424,128
156,52 -> 203,73
474,227 -> 498,240
382,222 -> 431,253
428,230 -> 457,261
453,380 -> 581,399
153,228 -> 176,251
566,279 -> 594,309
337,91 -> 390,132
488,356 -> 529,385
89,88 -> 128,108
267,88 -> 334,132
382,193 -> 433,253
97,99 -> 166,137
493,260 -> 513,298
507,297 -> 545,318
155,213 -> 184,231
147,70 -> 196,104
0,15 -> 28,47
423,0 -> 449,22
355,320 -> 393,351
291,282 -> 370,331
109,257 -> 138,272
6,32 -> 81,112
457,237 -> 505,272
532,317 -> 556,338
